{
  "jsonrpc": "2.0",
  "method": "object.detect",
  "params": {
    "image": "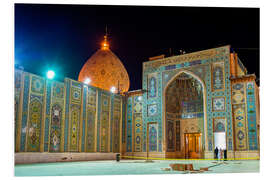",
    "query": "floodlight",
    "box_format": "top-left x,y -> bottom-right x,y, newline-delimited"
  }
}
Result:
47,70 -> 55,79
110,86 -> 116,93
84,78 -> 91,84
